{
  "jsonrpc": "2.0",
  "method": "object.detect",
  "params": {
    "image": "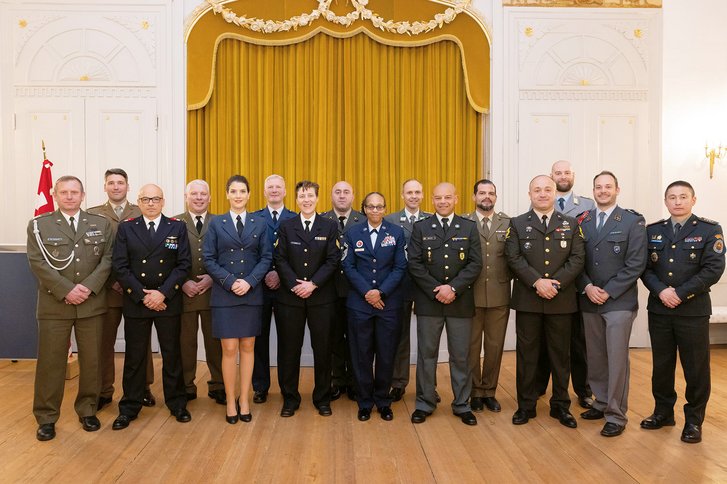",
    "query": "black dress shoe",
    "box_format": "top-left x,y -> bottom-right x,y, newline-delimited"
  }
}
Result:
388,387 -> 405,402
470,397 -> 484,412
640,413 -> 676,430
346,386 -> 357,401
240,413 -> 252,423
358,408 -> 371,421
581,408 -> 605,420
330,385 -> 342,401
317,405 -> 333,417
512,408 -> 536,425
601,422 -> 625,437
186,392 -> 197,401
578,396 -> 594,409
253,390 -> 268,404
455,411 -> 478,426
208,389 -> 226,405
142,390 -> 156,407
681,423 -> 702,443
112,414 -> 136,430
435,390 -> 441,403
550,408 -> 577,428
97,396 -> 113,411
79,416 -> 101,432
36,423 -> 56,441
280,407 -> 296,418
226,412 -> 239,424
411,409 -> 431,424
172,408 -> 192,423
483,397 -> 501,413
378,406 -> 394,421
